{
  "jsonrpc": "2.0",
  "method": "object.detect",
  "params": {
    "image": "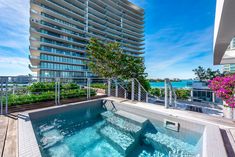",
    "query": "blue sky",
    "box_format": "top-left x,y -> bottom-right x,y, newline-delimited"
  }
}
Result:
0,0 -> 219,79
